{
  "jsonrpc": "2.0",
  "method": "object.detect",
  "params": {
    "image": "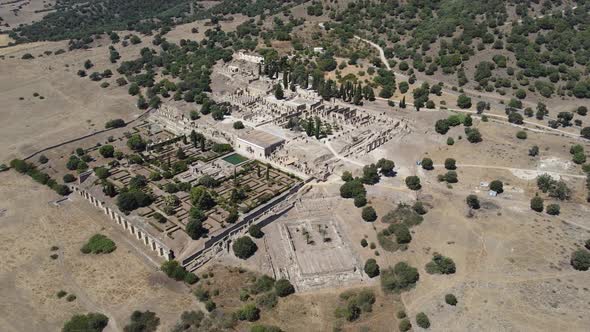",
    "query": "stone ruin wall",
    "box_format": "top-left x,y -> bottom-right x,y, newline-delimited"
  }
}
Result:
70,186 -> 173,260
181,179 -> 311,272
151,105 -> 235,144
